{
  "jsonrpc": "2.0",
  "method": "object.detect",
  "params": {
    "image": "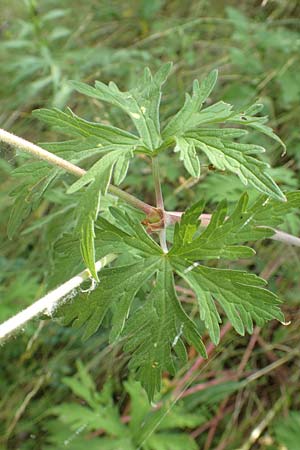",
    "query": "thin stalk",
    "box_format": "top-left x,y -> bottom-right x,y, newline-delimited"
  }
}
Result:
0,128 -> 153,216
152,156 -> 168,252
0,253 -> 117,342
108,185 -> 152,215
